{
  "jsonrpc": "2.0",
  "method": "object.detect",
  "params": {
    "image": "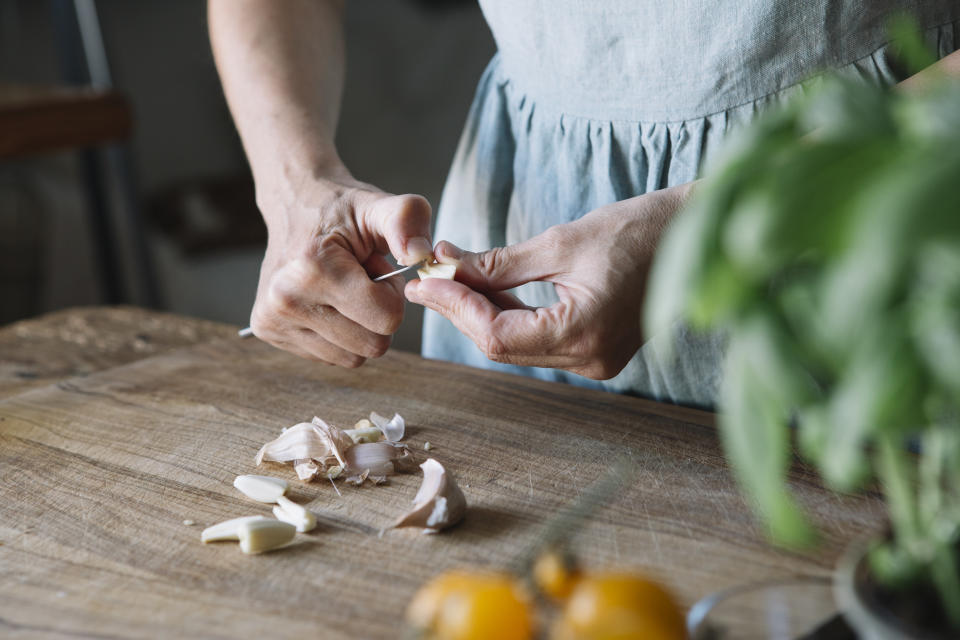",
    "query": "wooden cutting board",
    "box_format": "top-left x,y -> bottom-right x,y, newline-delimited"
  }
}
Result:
0,309 -> 884,638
